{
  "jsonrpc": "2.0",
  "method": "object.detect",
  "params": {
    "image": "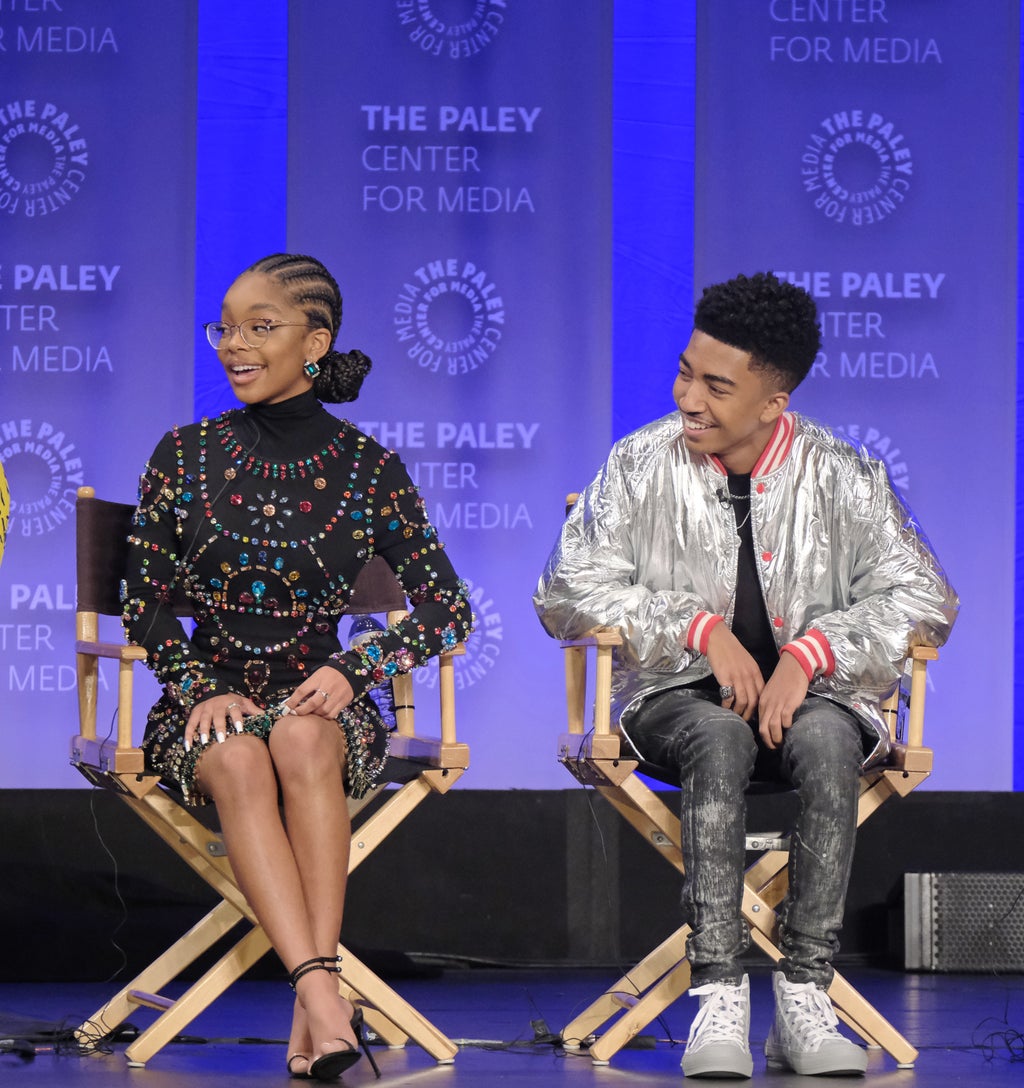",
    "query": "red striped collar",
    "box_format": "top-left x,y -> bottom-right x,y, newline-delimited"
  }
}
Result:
708,412 -> 795,478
